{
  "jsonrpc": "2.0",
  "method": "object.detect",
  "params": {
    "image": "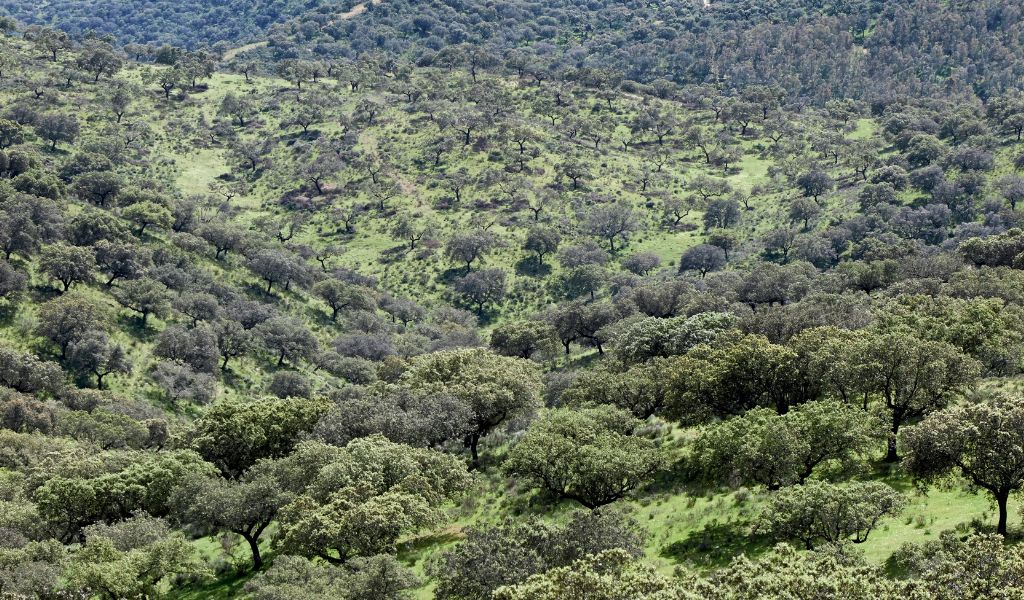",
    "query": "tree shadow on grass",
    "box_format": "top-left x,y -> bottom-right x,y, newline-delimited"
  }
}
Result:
116,314 -> 158,343
28,284 -> 62,304
515,257 -> 551,278
660,519 -> 771,570
397,529 -> 464,563
0,303 -> 18,327
438,266 -> 469,285
219,367 -> 246,390
474,307 -> 501,327
644,457 -> 703,496
171,570 -> 254,600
